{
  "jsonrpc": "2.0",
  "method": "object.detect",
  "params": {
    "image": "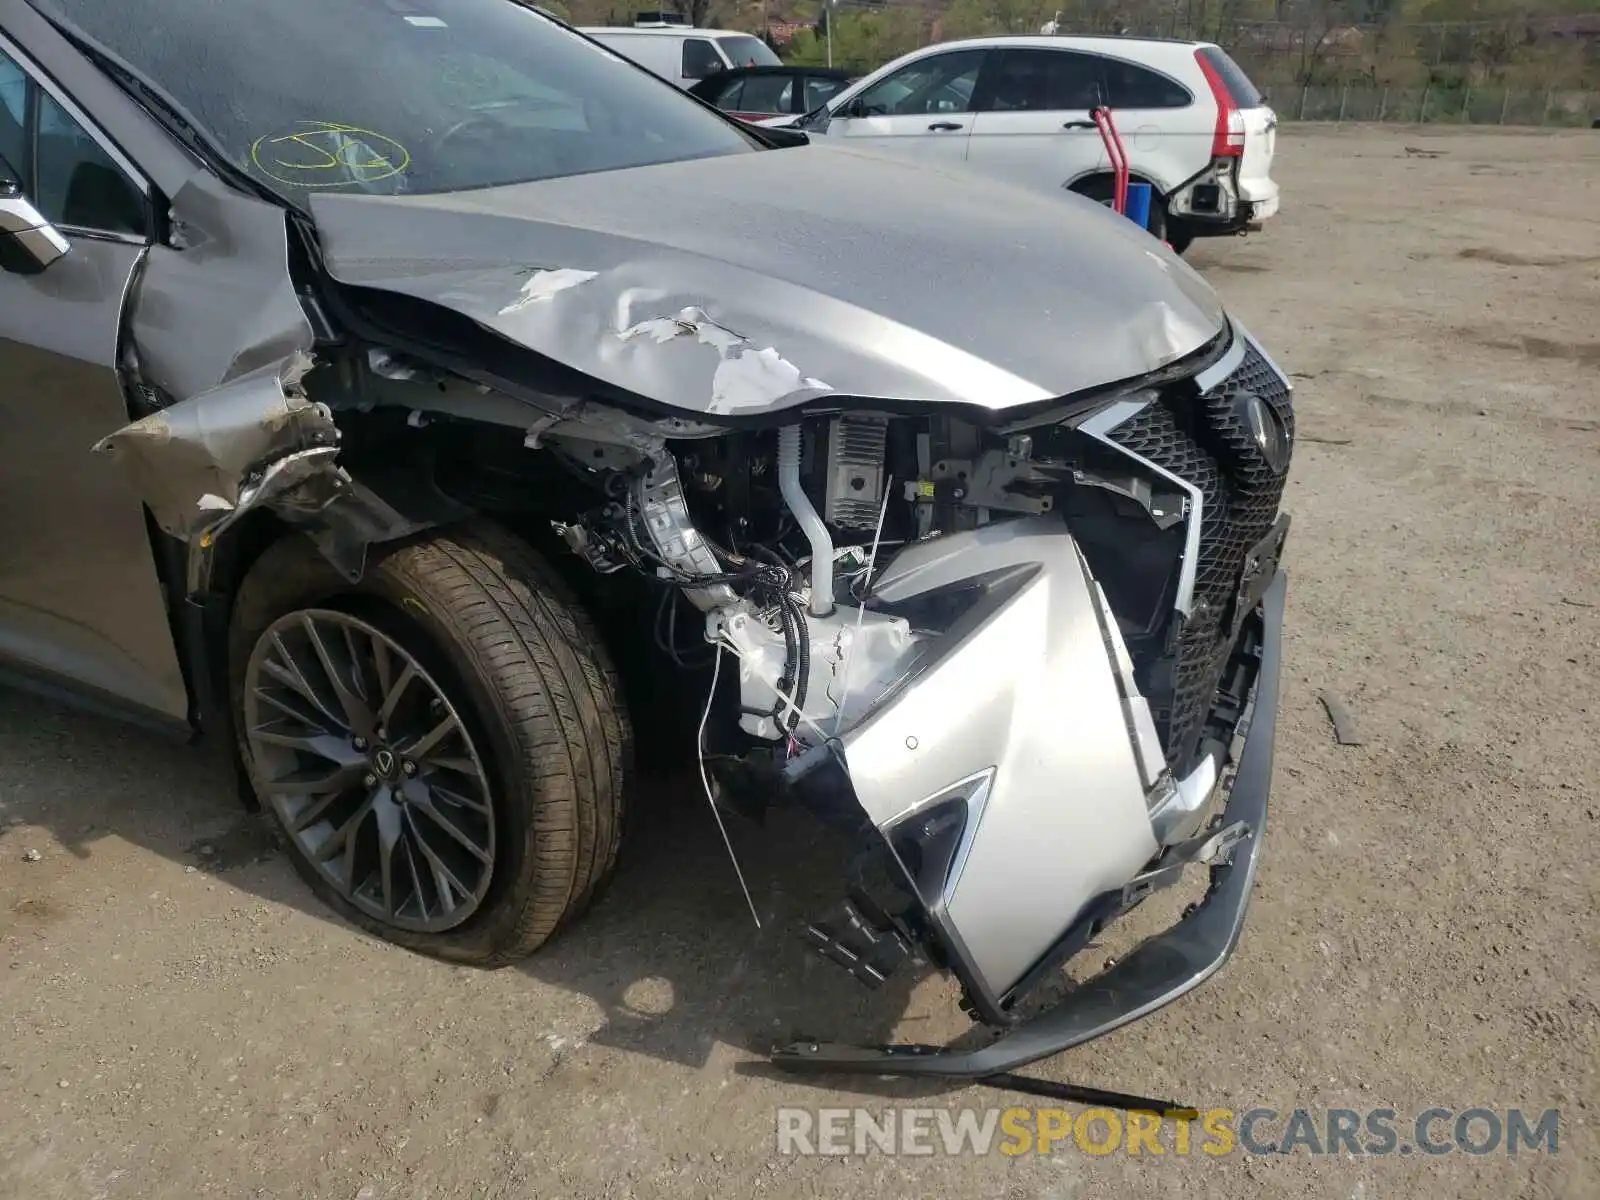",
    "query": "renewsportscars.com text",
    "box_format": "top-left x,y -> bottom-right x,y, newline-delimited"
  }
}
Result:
775,1106 -> 1560,1158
